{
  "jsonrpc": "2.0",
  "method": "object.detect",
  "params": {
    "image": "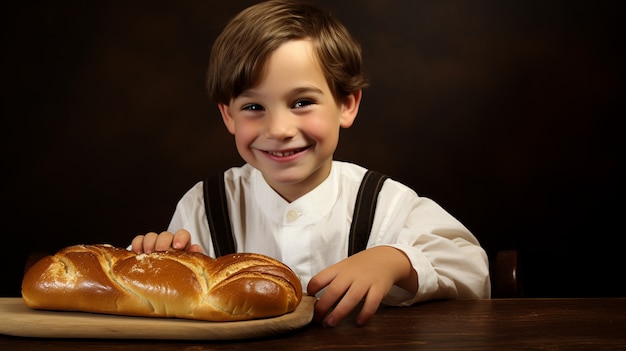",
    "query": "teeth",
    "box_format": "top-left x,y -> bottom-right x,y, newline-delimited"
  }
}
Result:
269,150 -> 296,157
268,148 -> 303,157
